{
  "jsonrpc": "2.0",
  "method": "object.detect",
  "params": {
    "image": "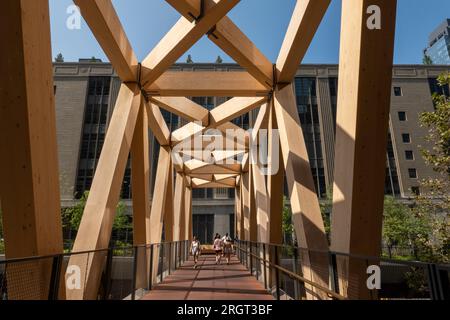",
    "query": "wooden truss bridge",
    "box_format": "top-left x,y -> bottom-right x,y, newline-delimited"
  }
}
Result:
0,0 -> 397,300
